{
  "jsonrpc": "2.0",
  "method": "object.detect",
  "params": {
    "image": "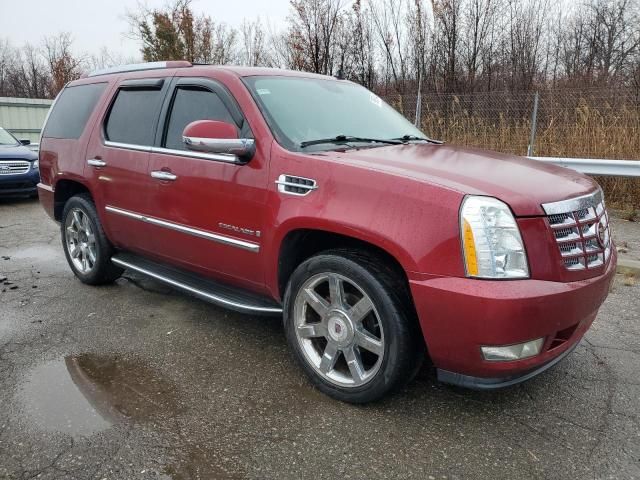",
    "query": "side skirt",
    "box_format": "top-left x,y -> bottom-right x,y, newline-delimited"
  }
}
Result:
111,252 -> 282,316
